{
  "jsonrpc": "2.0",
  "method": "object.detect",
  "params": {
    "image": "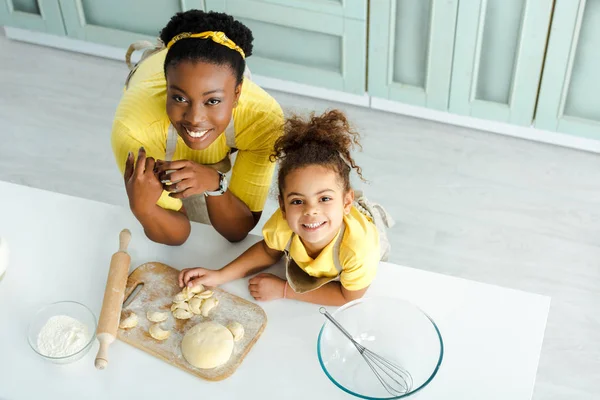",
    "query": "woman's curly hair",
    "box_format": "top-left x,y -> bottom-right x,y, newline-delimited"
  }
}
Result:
271,109 -> 364,195
160,10 -> 253,84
